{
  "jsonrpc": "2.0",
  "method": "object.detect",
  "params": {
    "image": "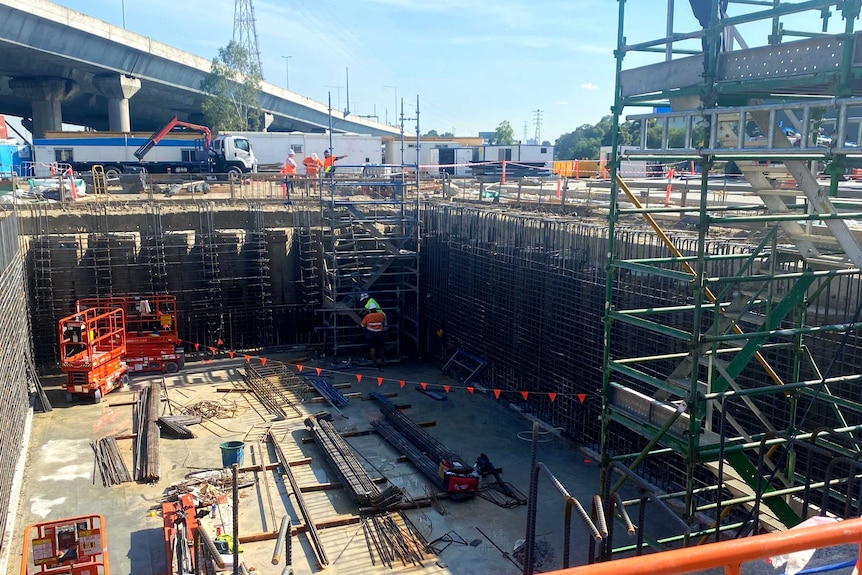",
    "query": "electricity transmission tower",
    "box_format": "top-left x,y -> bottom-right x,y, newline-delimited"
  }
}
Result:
233,0 -> 263,75
533,109 -> 543,144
